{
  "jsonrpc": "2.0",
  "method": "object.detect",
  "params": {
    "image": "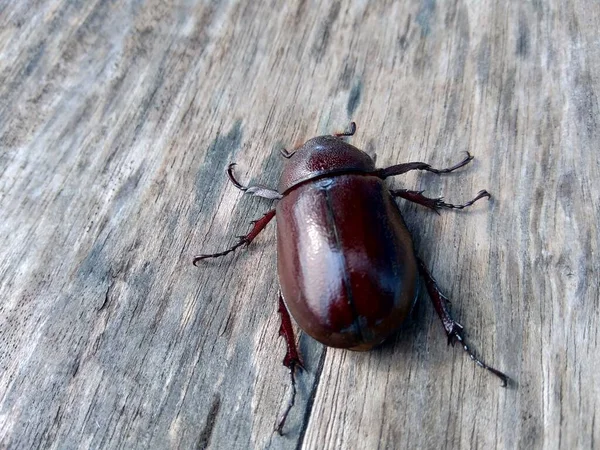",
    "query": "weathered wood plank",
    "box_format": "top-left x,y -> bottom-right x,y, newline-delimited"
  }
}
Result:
1,1 -> 599,449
